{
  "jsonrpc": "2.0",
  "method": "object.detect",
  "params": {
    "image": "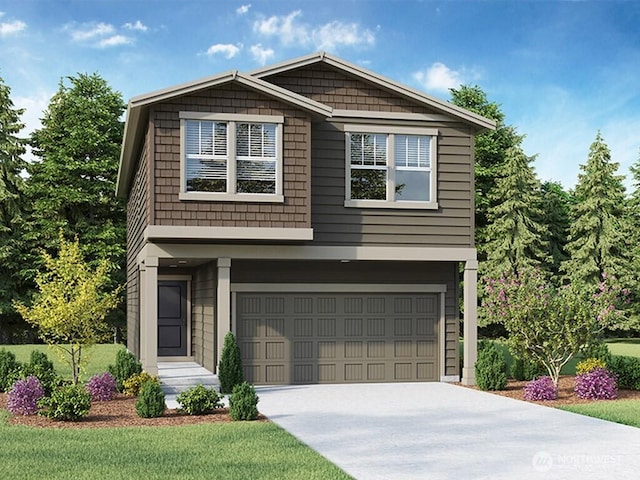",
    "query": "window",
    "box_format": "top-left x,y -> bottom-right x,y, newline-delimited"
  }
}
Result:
345,126 -> 438,209
180,113 -> 284,202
